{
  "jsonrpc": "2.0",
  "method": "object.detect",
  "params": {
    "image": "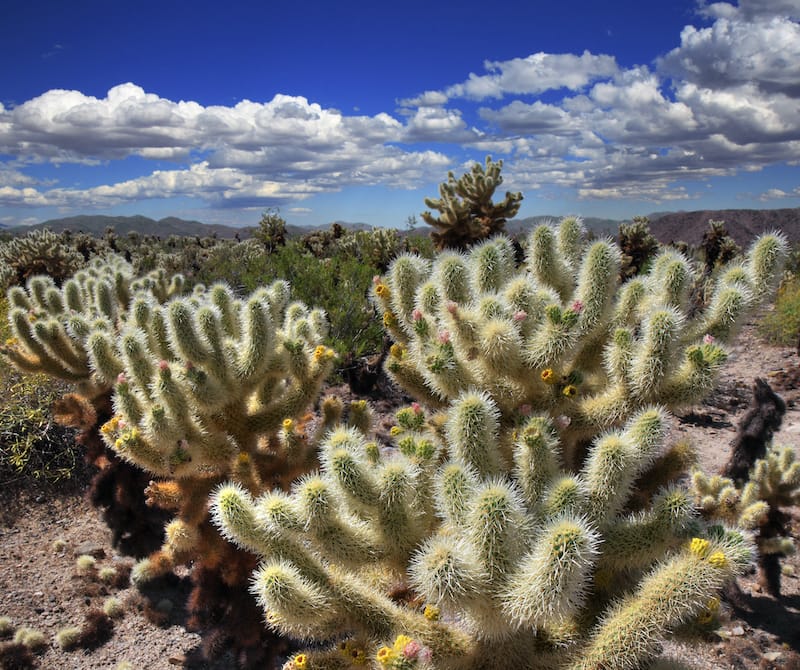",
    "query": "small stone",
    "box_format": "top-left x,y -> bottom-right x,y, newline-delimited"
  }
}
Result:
729,625 -> 745,636
763,651 -> 782,662
73,542 -> 106,559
